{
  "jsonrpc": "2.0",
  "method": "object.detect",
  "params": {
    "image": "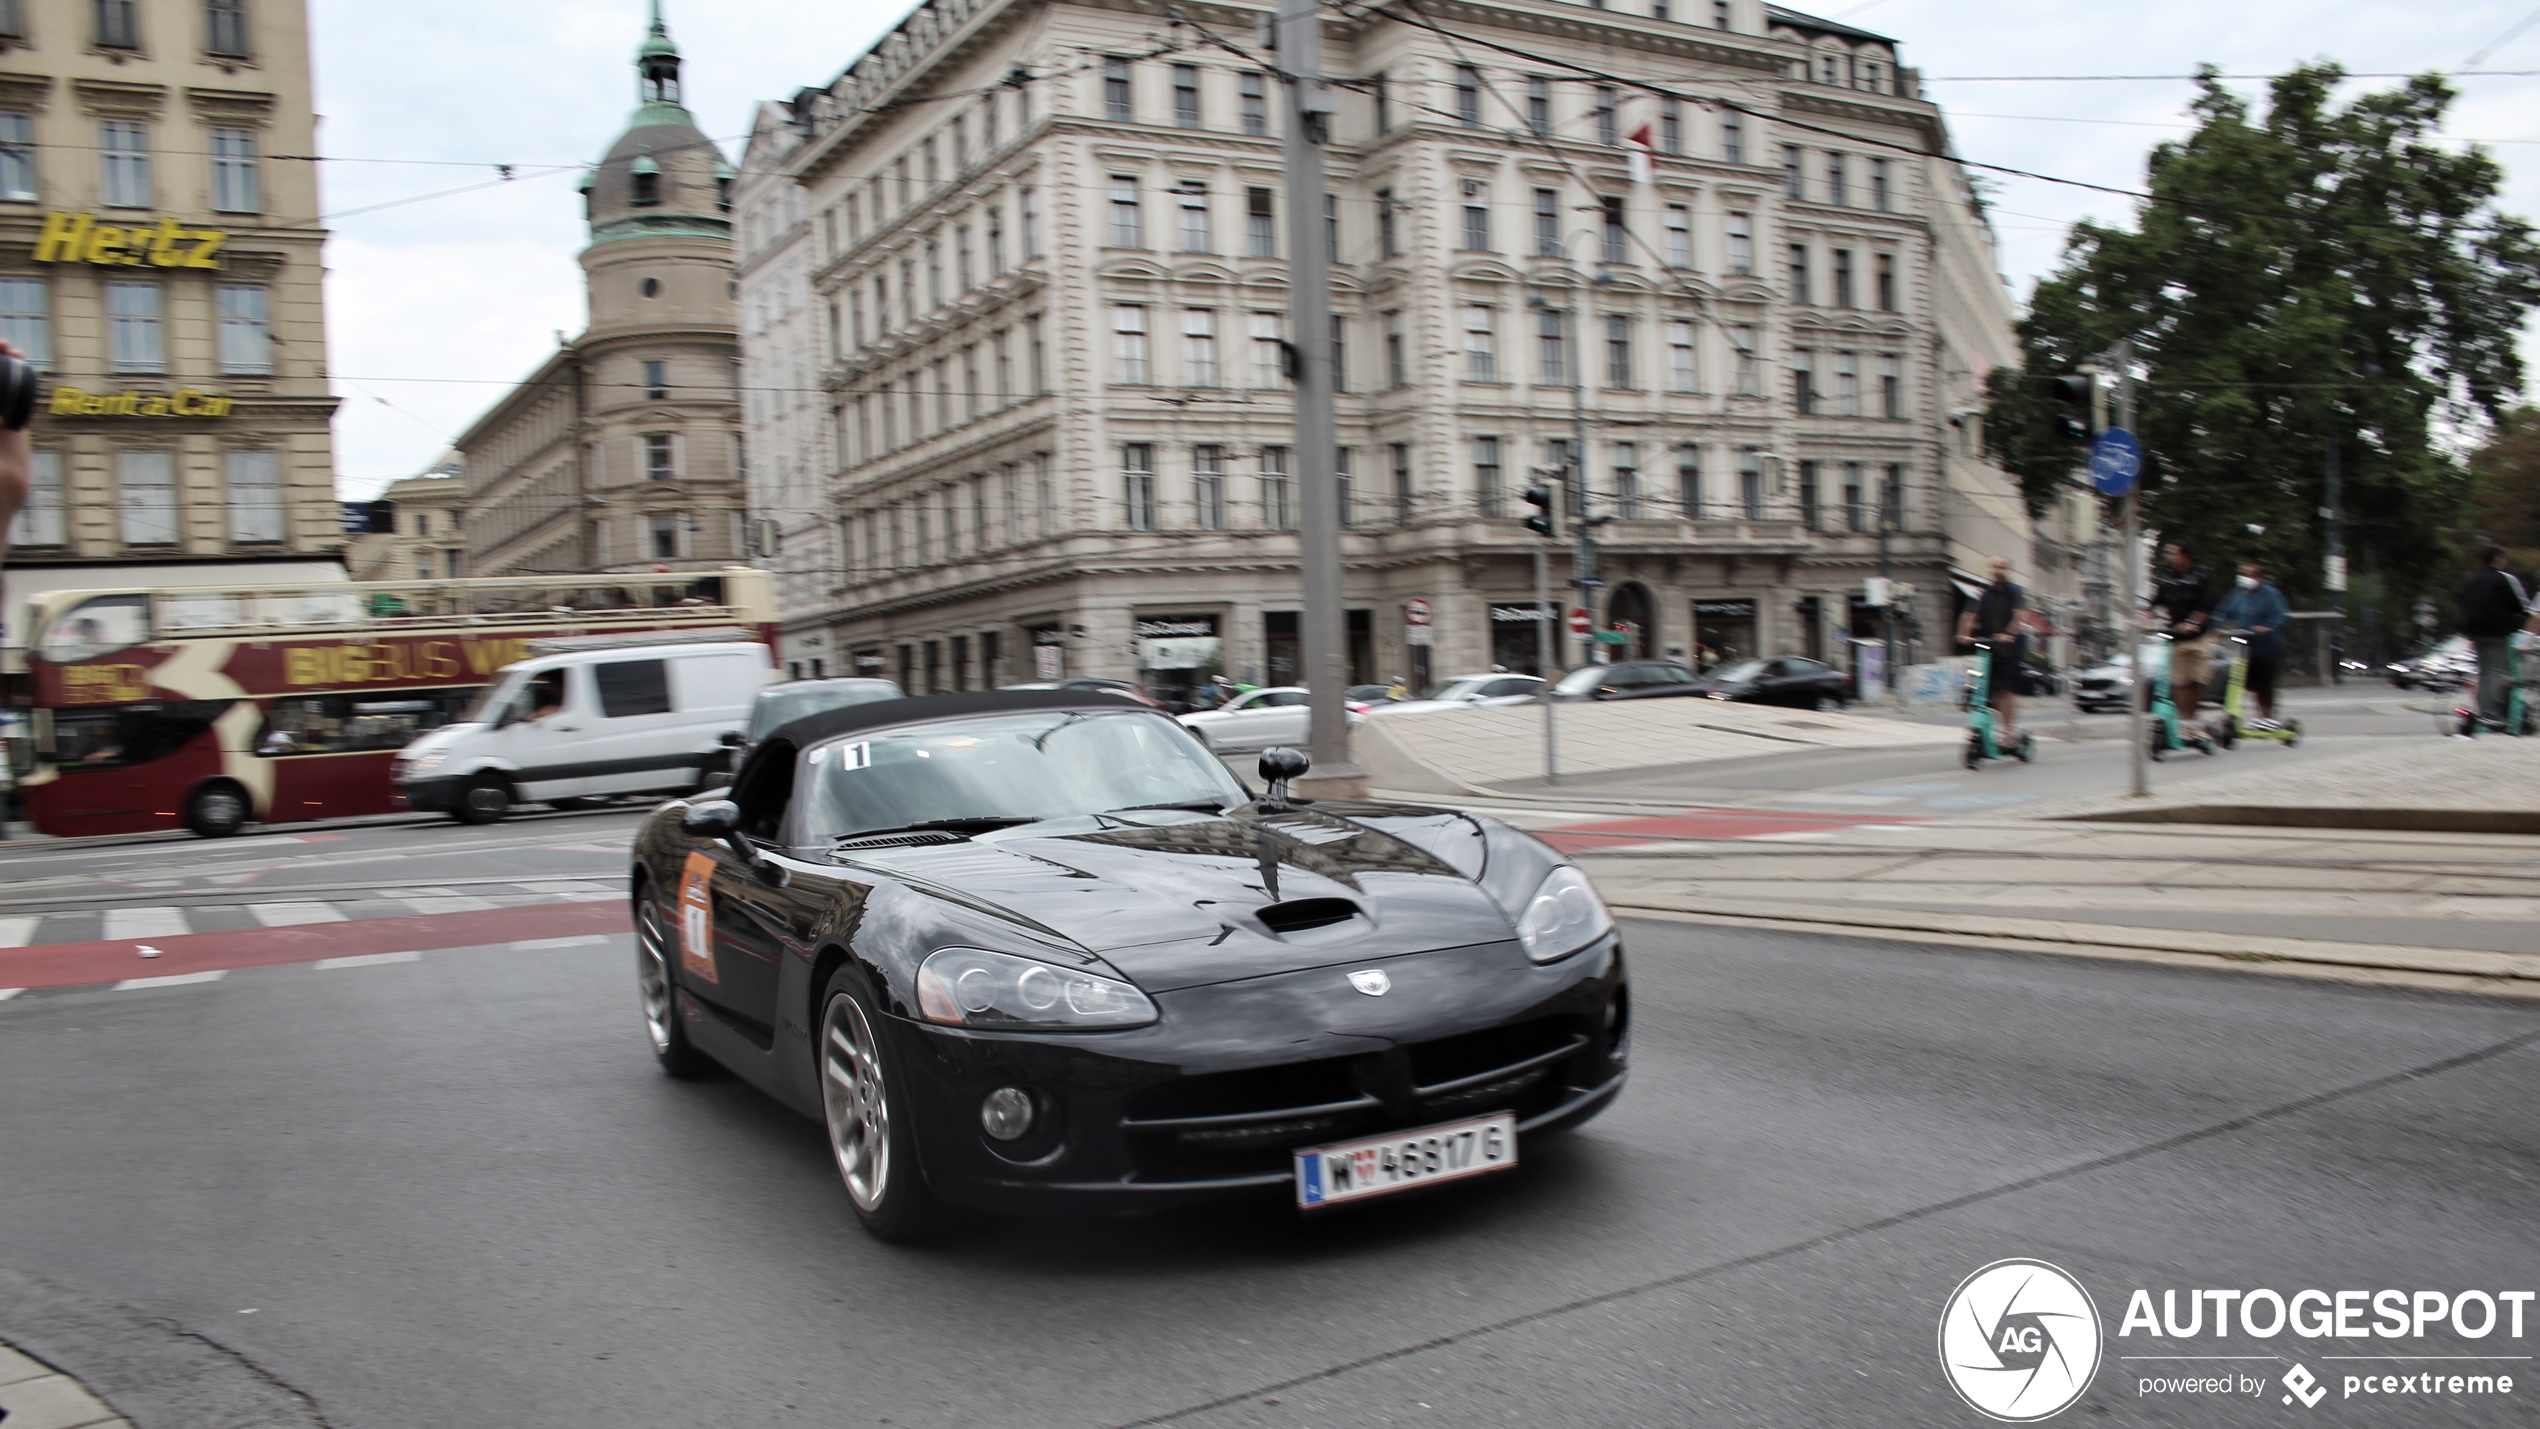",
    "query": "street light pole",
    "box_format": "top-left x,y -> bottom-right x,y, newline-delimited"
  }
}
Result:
1533,543 -> 1557,783
1276,0 -> 1349,773
1569,301 -> 1596,669
2116,338 -> 2148,798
